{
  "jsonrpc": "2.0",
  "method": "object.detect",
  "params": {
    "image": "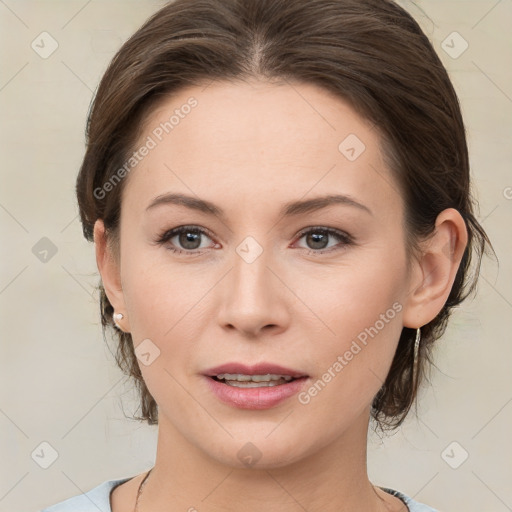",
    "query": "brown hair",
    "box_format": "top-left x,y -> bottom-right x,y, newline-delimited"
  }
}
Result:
76,0 -> 493,431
